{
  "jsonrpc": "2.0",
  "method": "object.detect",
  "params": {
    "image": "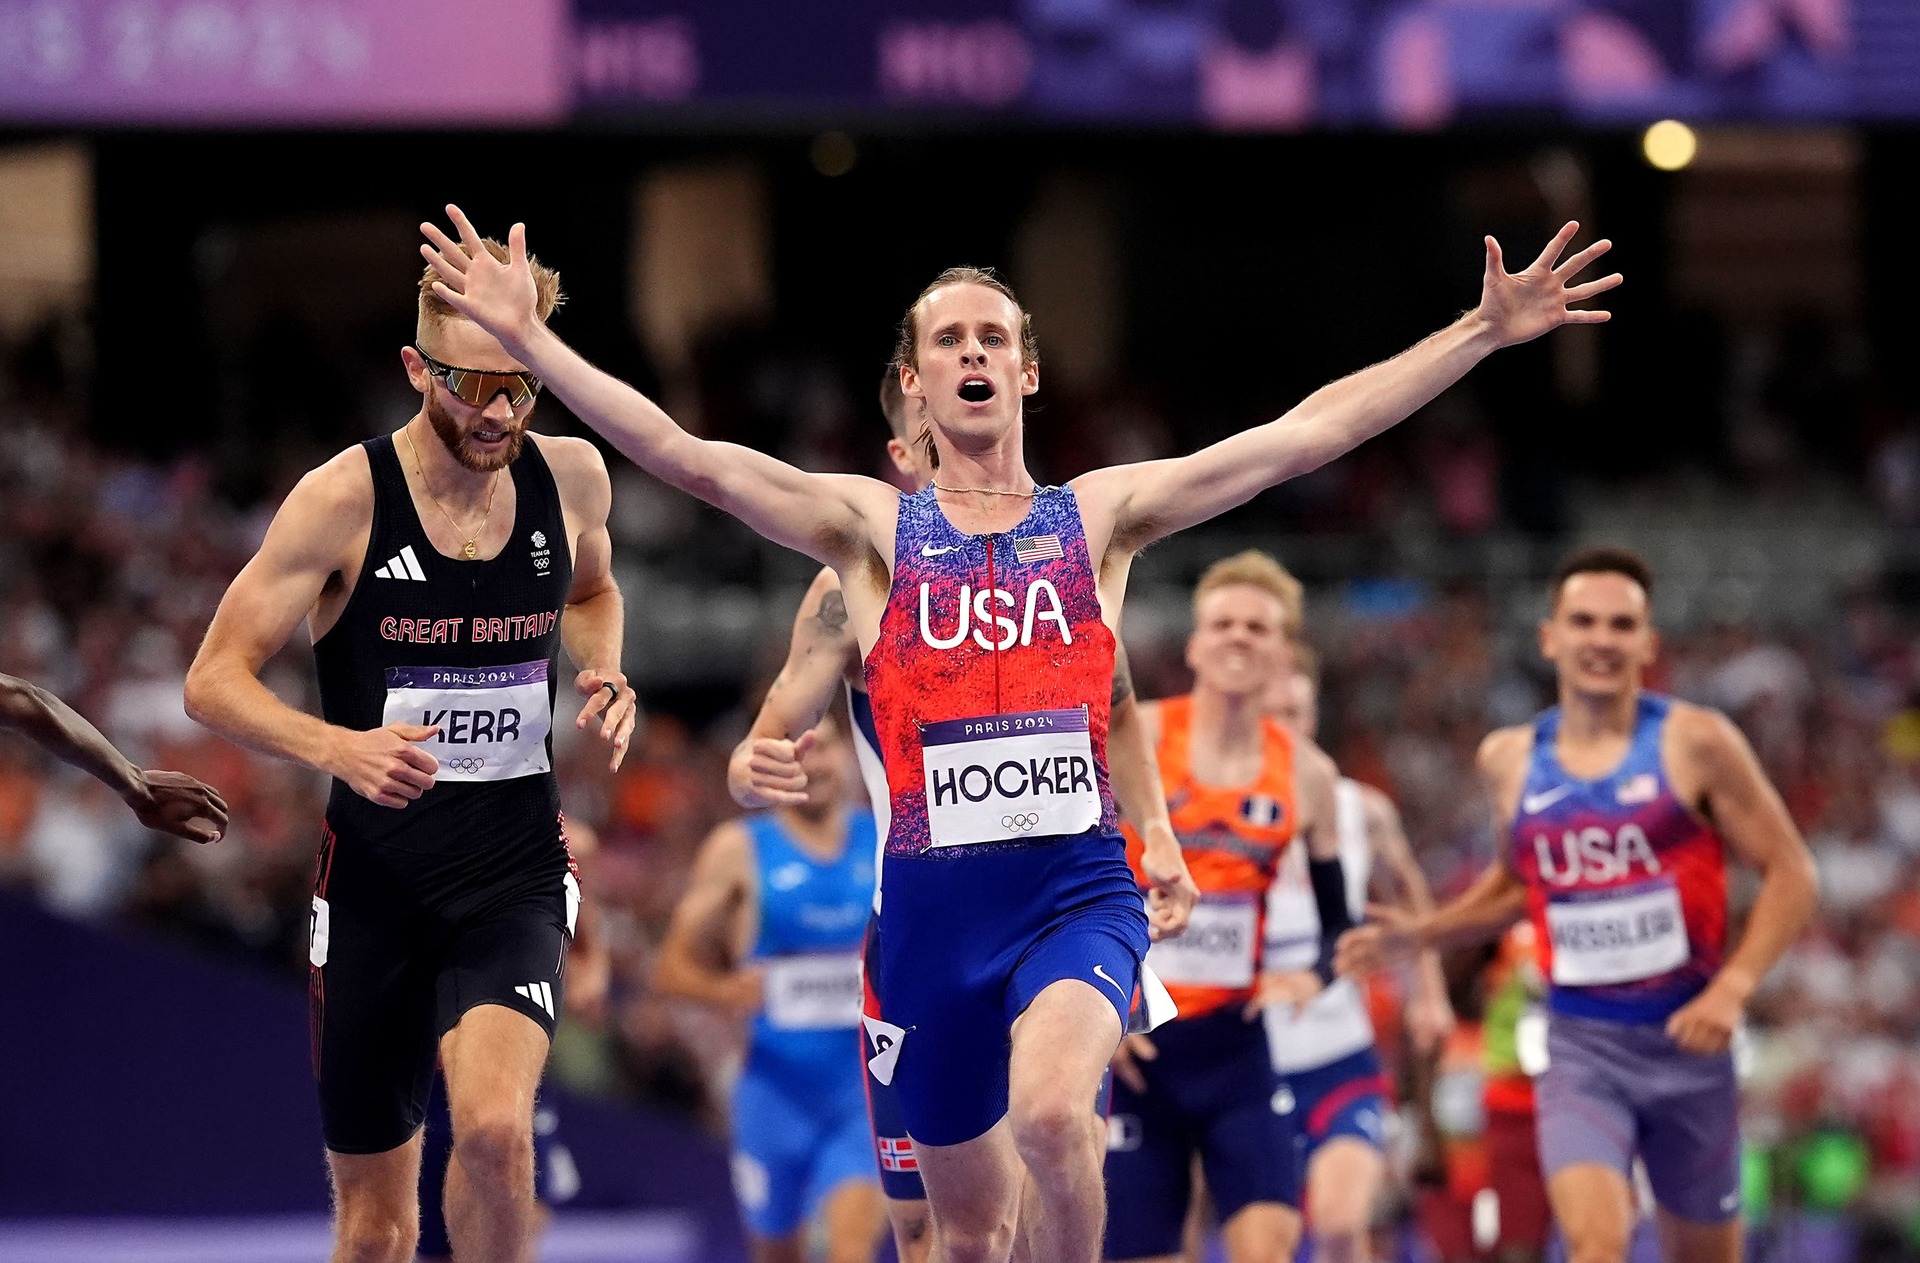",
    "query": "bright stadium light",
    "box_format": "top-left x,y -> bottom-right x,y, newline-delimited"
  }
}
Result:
1643,120 -> 1698,171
